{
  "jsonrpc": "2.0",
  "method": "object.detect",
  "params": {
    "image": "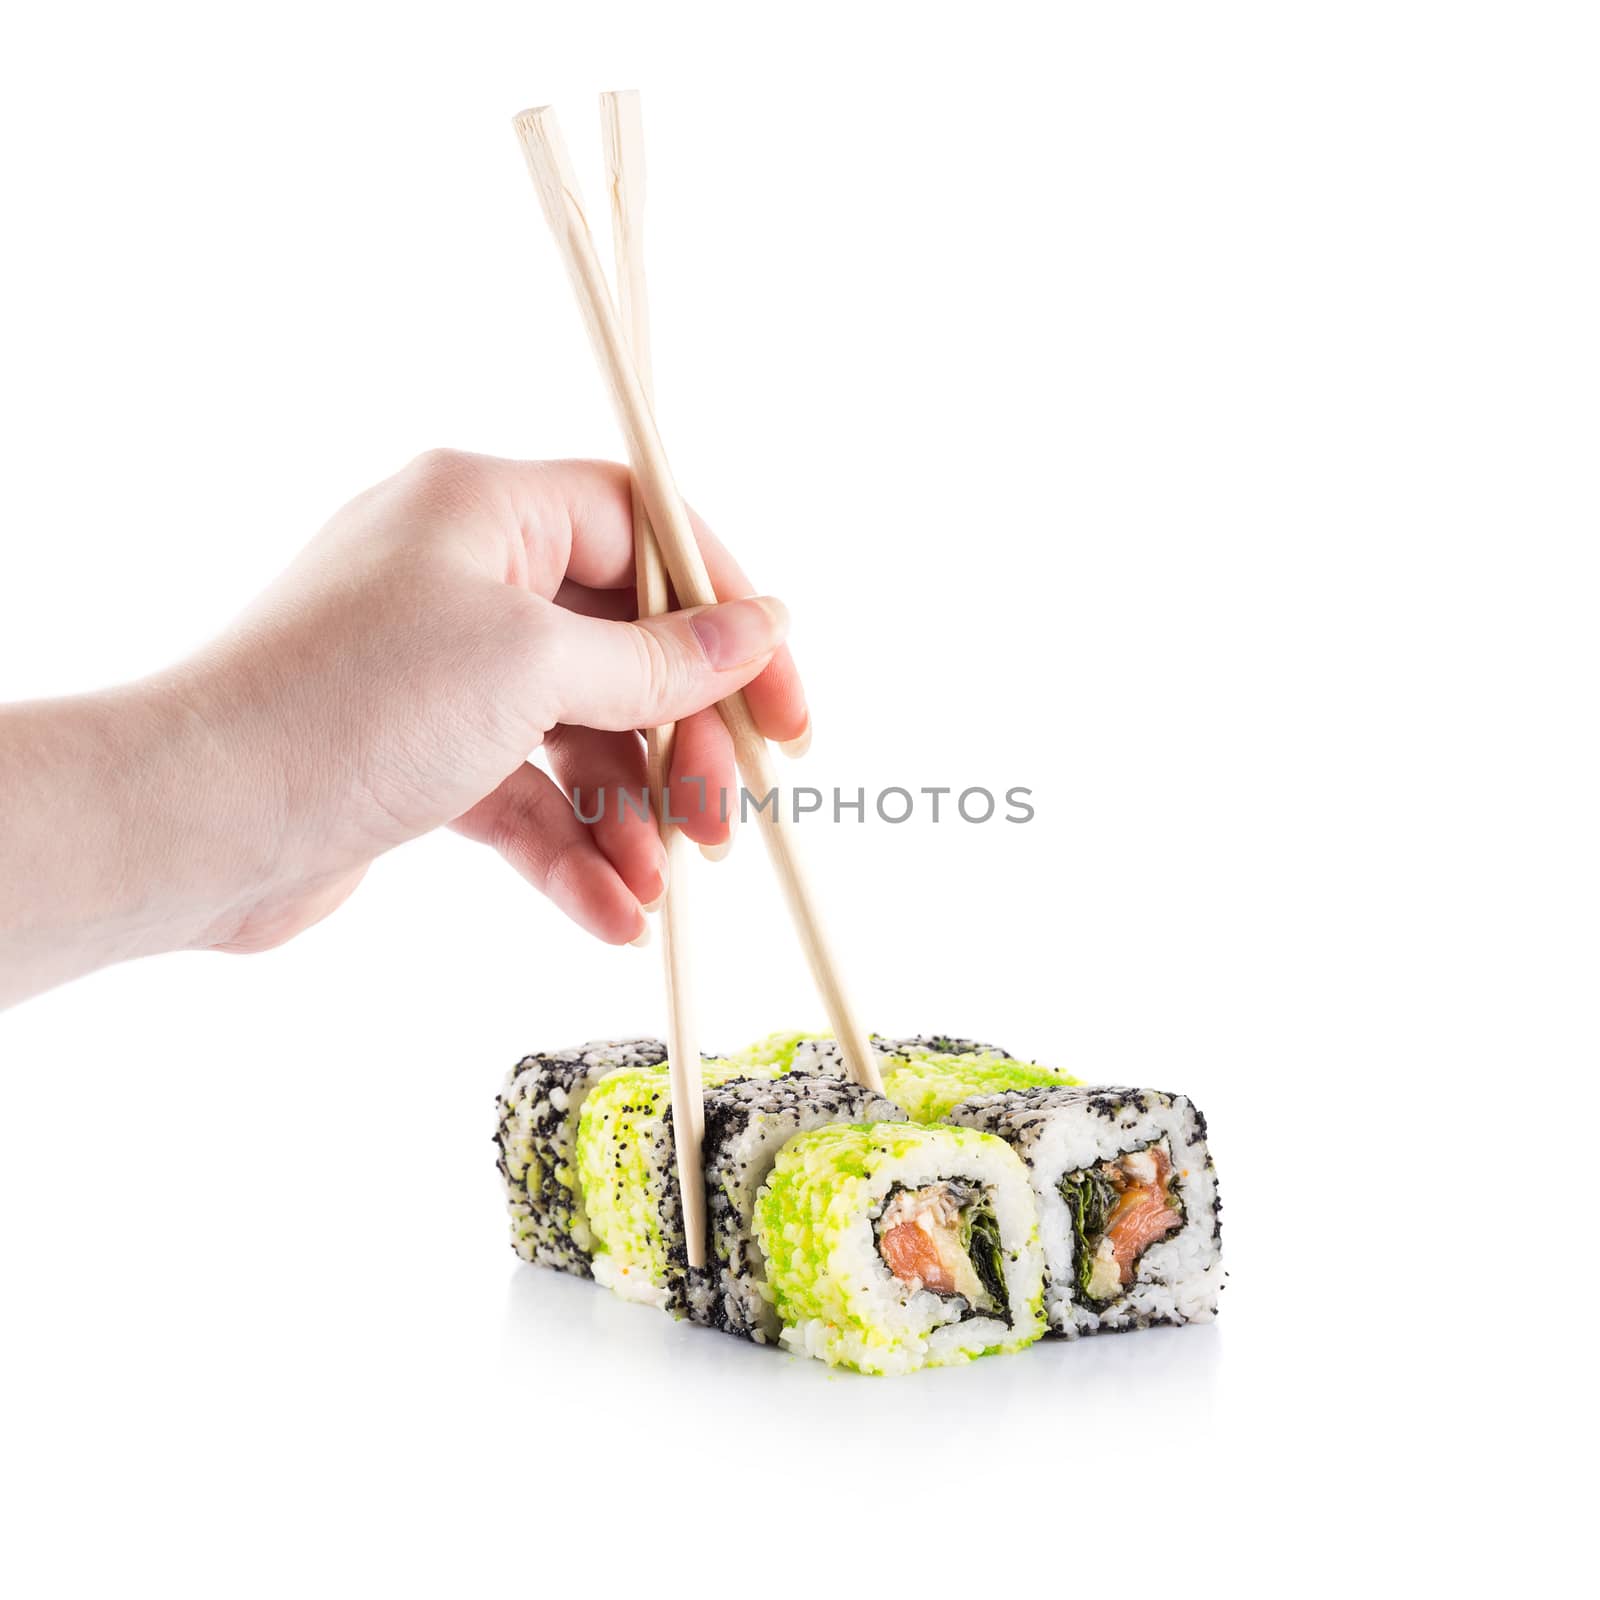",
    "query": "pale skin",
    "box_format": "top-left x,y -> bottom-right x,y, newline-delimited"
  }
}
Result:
0,451 -> 806,1011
